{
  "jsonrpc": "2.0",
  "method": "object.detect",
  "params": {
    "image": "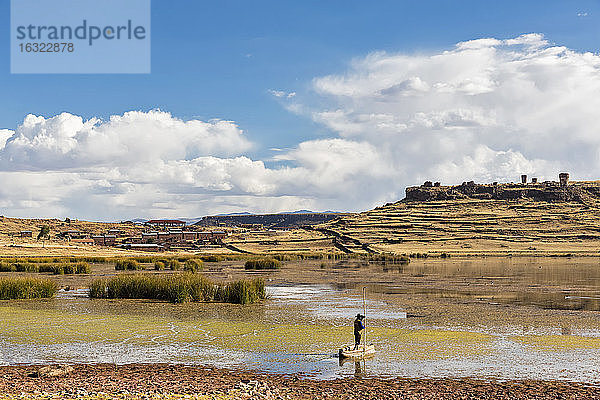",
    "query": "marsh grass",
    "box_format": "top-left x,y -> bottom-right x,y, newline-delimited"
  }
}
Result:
0,277 -> 57,299
0,256 -> 107,264
368,254 -> 411,264
244,258 -> 282,270
46,262 -> 91,275
0,261 -> 90,275
168,259 -> 181,270
154,260 -> 167,270
200,255 -> 223,262
114,259 -> 142,271
89,274 -> 266,304
183,259 -> 203,273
